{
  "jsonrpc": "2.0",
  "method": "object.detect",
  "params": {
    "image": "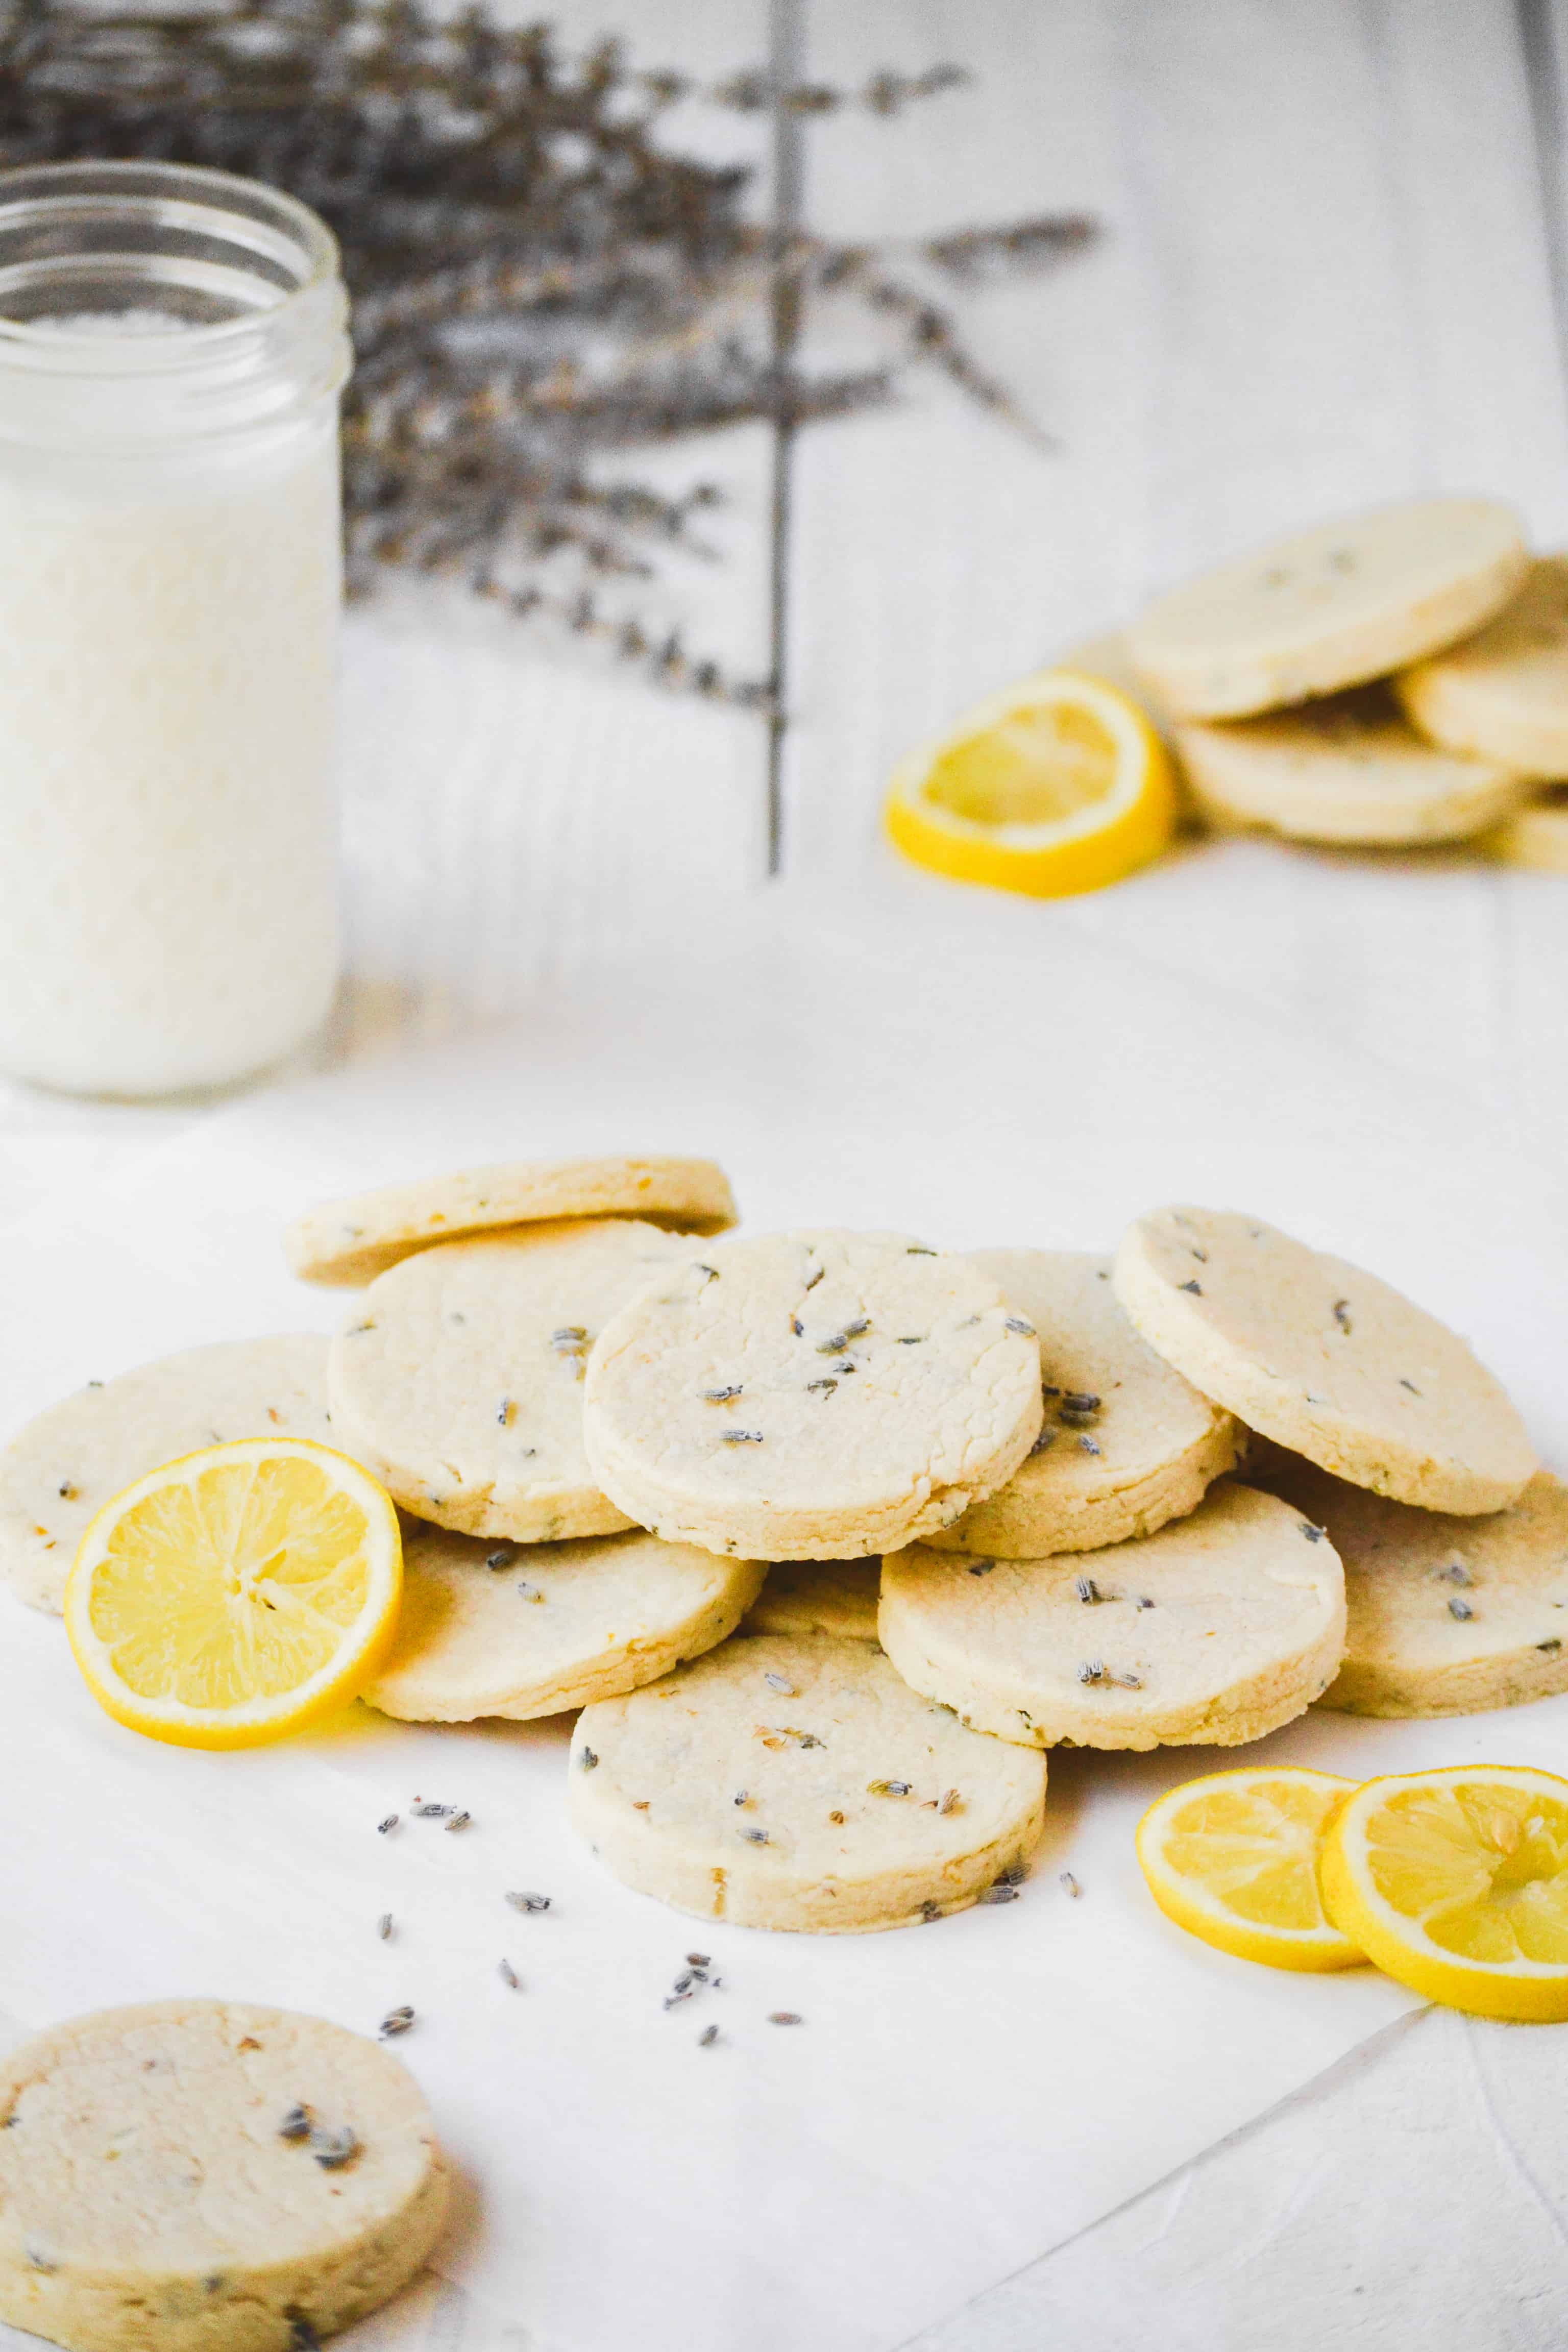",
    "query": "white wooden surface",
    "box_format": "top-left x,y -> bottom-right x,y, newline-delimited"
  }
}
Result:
4,3 -> 1568,2344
